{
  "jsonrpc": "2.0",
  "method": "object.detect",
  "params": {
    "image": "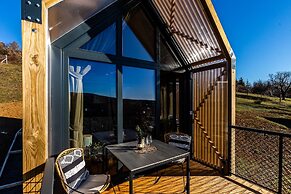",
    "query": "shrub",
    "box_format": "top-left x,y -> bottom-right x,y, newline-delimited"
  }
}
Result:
254,99 -> 262,104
